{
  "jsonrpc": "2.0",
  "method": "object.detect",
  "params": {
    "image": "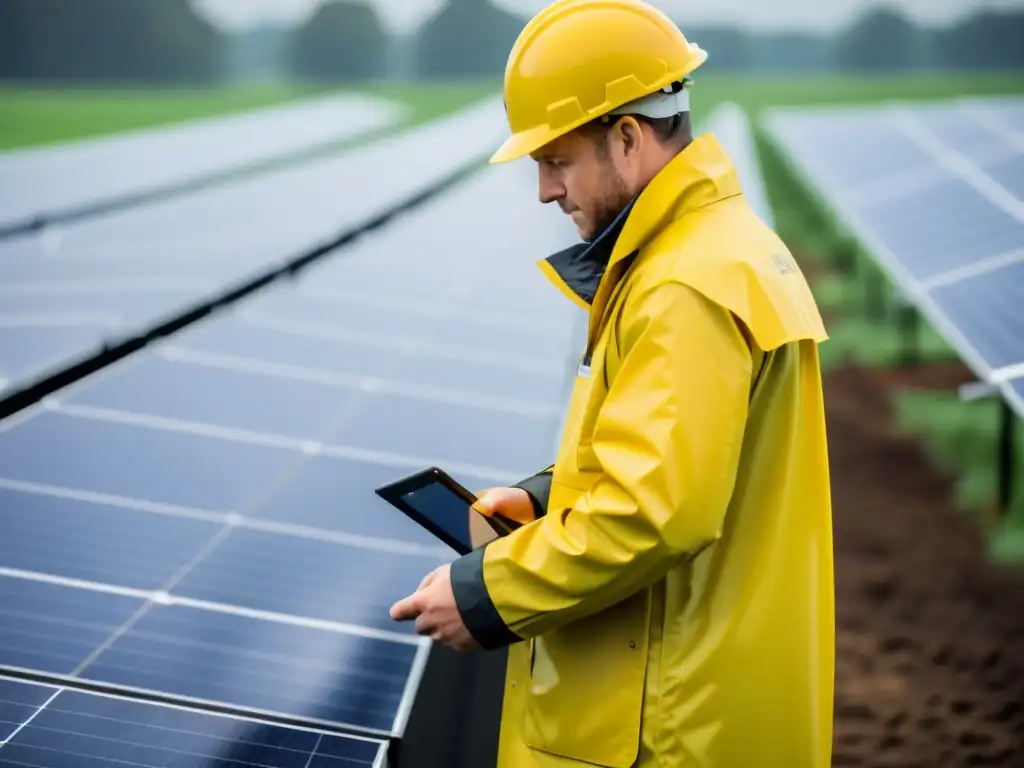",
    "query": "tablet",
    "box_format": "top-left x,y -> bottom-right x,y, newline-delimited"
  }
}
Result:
375,467 -> 519,555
